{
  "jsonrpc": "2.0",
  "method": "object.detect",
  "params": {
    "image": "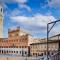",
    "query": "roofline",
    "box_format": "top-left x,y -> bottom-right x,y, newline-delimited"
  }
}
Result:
30,40 -> 59,45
